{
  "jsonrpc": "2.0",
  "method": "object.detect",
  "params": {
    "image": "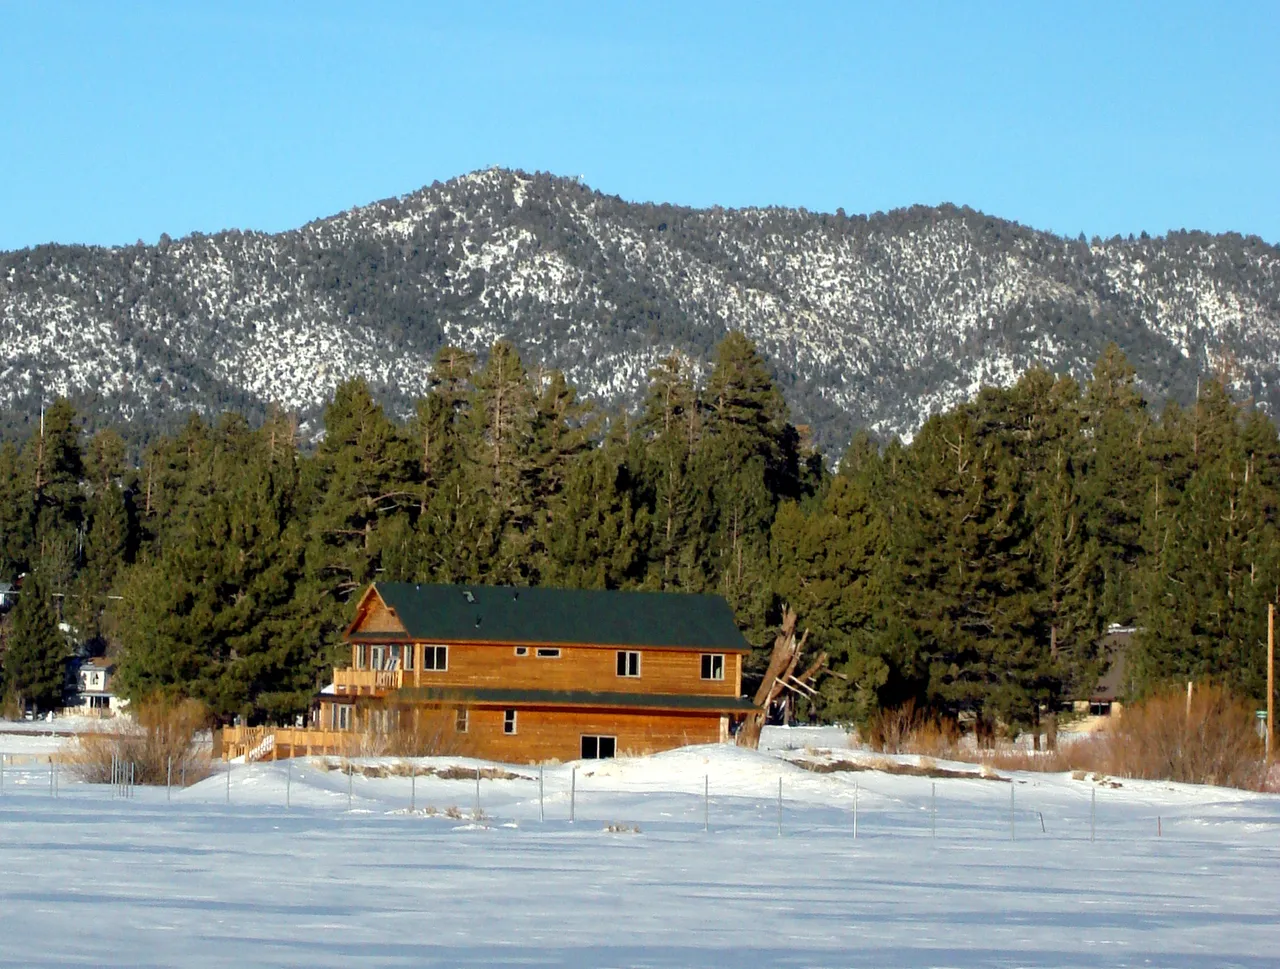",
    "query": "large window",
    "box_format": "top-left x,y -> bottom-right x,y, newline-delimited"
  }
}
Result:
581,735 -> 616,759
616,650 -> 641,678
701,654 -> 725,681
333,704 -> 353,731
422,645 -> 448,671
503,709 -> 518,735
